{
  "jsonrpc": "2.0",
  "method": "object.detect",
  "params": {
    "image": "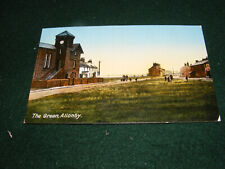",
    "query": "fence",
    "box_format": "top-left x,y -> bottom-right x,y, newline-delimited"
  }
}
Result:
31,78 -> 104,89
